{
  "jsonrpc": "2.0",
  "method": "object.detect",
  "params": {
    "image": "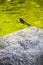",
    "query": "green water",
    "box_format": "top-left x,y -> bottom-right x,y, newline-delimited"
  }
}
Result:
0,0 -> 43,36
